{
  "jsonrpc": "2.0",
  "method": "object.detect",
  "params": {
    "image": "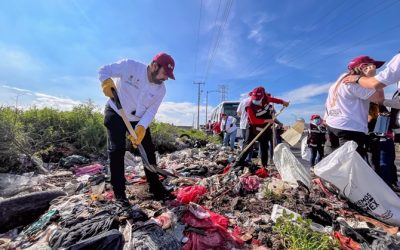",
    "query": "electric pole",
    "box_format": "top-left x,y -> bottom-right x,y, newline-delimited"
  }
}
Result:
194,82 -> 205,129
218,84 -> 228,102
205,90 -> 220,122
